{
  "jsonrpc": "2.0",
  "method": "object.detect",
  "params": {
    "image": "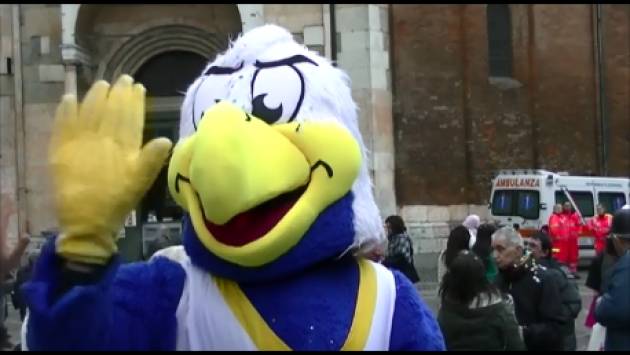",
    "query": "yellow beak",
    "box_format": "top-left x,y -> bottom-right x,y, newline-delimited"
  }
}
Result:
167,102 -> 361,266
